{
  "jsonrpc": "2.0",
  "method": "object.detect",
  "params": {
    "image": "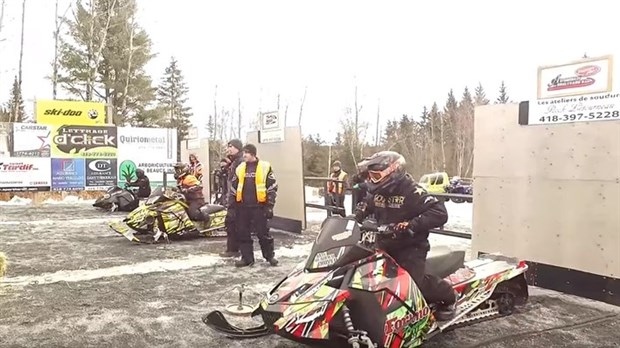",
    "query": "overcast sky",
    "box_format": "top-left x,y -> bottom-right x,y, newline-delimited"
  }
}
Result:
0,0 -> 618,142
